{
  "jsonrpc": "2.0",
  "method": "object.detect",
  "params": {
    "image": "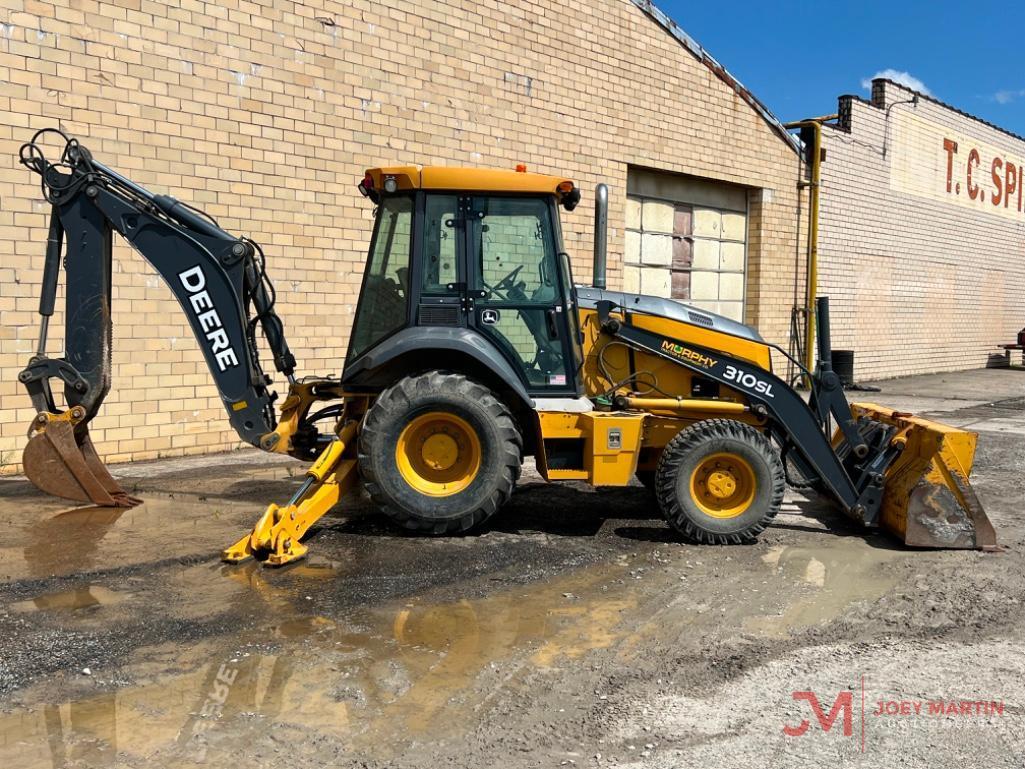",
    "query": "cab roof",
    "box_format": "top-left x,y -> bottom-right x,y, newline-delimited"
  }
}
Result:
363,165 -> 575,195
